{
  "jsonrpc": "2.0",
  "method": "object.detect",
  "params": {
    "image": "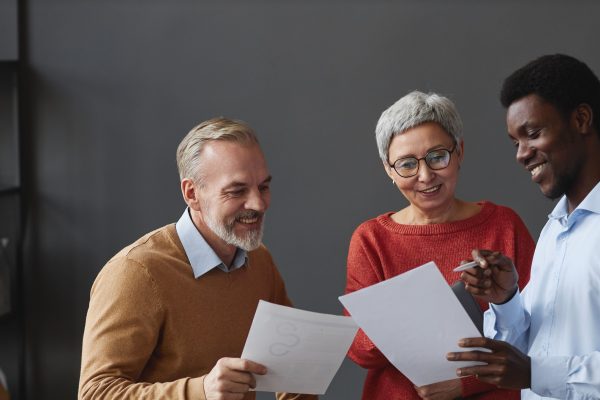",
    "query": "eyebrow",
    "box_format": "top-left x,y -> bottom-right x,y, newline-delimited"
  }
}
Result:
222,175 -> 273,191
395,144 -> 451,160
